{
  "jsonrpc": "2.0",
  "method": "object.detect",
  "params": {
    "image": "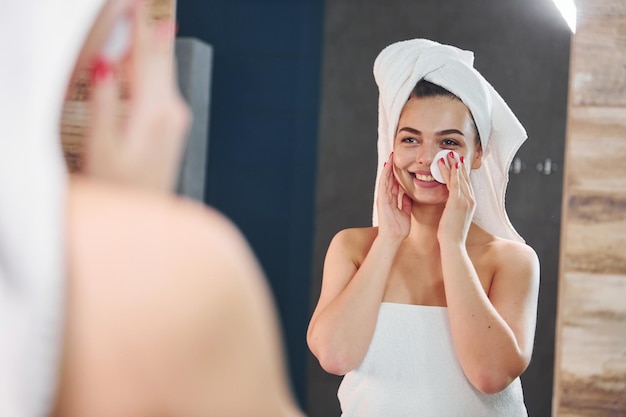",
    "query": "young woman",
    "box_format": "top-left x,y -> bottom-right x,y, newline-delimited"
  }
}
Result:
0,1 -> 303,416
308,39 -> 540,416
